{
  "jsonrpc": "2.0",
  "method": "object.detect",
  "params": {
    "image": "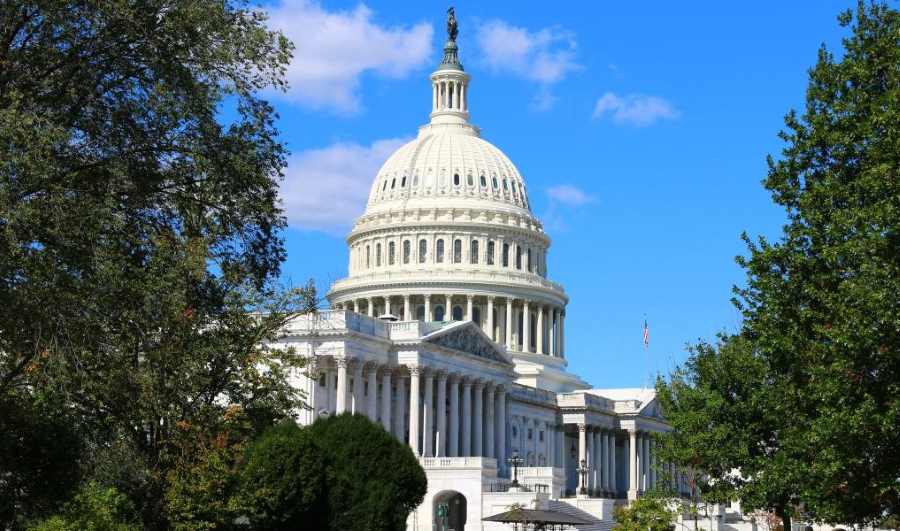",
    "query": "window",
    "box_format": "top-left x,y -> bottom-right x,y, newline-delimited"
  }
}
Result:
418,239 -> 427,263
467,173 -> 473,186
436,239 -> 445,263
382,180 -> 387,191
512,426 -> 518,438
502,243 -> 509,267
503,179 -> 509,191
539,431 -> 545,442
527,248 -> 532,272
453,173 -> 460,186
453,239 -> 462,263
413,173 -> 419,186
487,241 -> 495,265
403,240 -> 411,264
376,243 -> 382,267
434,305 -> 445,321
470,240 -> 479,264
480,174 -> 487,187
452,305 -> 463,321
388,241 -> 396,265
401,176 -> 406,187
391,178 -> 396,189
492,175 -> 499,189
516,246 -> 522,270
527,428 -> 533,440
366,245 -> 371,268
